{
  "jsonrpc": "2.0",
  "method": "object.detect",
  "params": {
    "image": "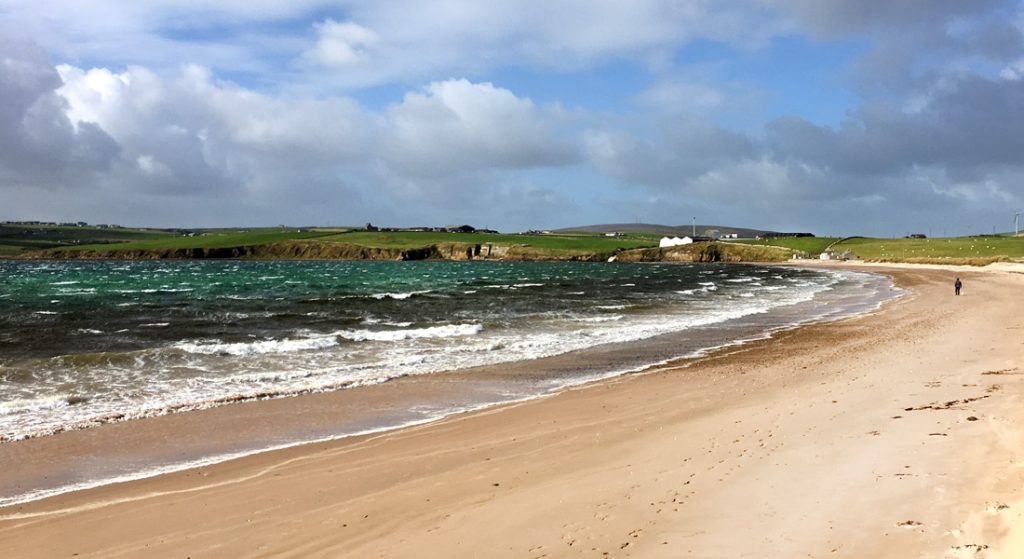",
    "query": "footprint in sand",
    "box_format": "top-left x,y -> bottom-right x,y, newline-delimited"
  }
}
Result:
948,543 -> 989,558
